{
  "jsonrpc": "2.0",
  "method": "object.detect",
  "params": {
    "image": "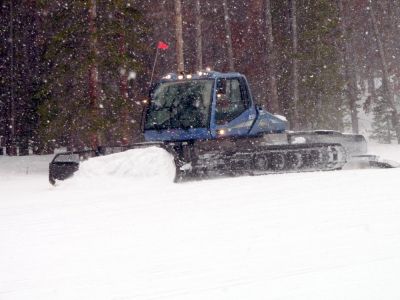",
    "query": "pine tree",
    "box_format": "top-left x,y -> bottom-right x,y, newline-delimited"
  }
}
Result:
370,88 -> 396,143
338,0 -> 359,134
296,0 -> 344,130
264,0 -> 279,113
290,0 -> 300,129
195,0 -> 203,71
368,0 -> 400,143
222,0 -> 234,71
174,0 -> 184,73
0,1 -> 43,154
38,1 -> 147,150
